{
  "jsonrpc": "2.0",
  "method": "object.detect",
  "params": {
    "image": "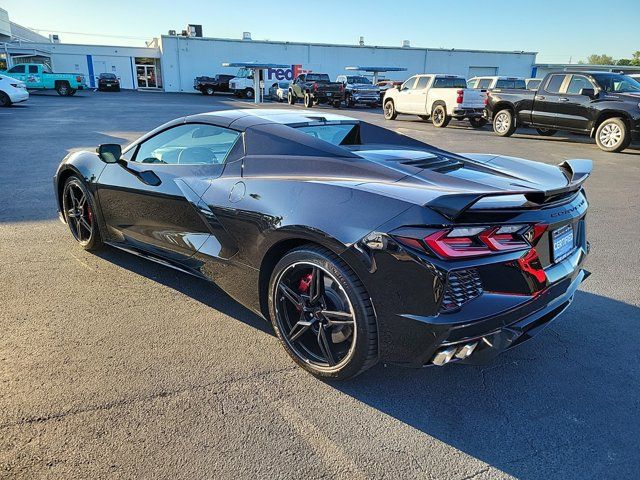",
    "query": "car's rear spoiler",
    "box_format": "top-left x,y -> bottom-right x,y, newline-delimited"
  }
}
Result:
426,159 -> 592,220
